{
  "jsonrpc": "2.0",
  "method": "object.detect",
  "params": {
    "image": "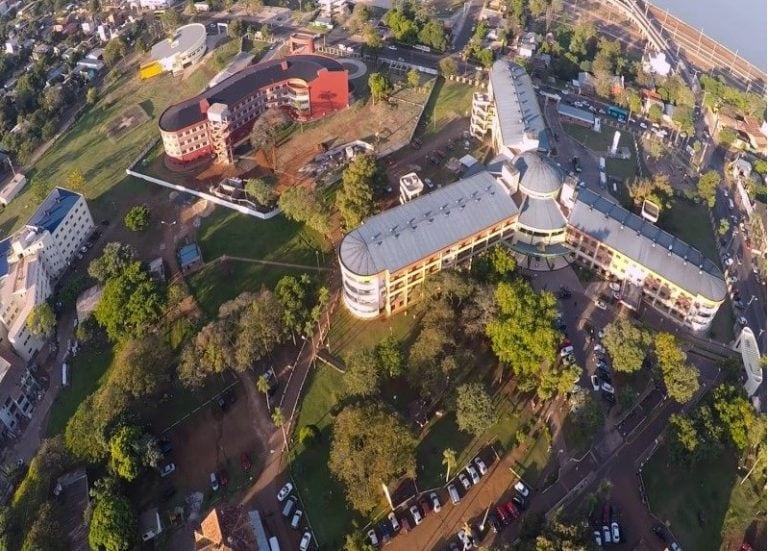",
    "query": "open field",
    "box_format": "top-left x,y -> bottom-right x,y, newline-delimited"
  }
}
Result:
562,122 -> 642,184
0,38 -> 247,236
187,209 -> 326,317
420,79 -> 476,138
644,441 -> 765,551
